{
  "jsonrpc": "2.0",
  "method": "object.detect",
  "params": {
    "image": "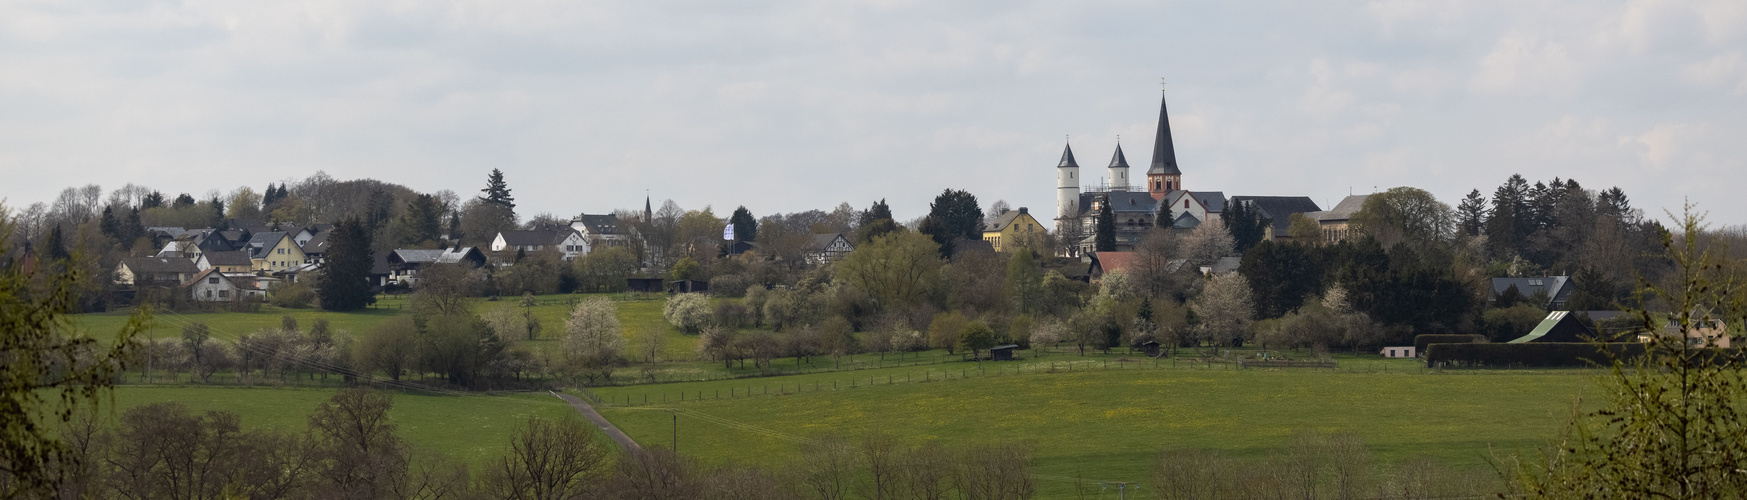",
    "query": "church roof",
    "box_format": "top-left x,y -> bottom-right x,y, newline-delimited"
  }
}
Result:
1306,194 -> 1371,223
1148,91 -> 1181,176
1230,196 -> 1323,238
1162,190 -> 1227,213
1057,143 -> 1079,168
1107,144 -> 1130,169
1079,191 -> 1160,215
